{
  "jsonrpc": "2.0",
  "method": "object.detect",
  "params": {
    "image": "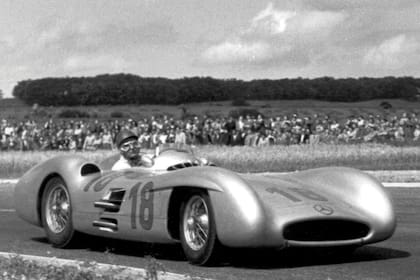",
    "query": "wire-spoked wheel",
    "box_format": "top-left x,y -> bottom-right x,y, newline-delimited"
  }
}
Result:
180,191 -> 221,265
41,177 -> 78,248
